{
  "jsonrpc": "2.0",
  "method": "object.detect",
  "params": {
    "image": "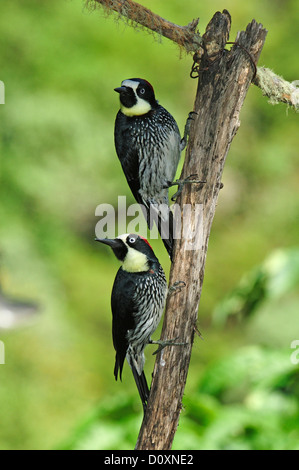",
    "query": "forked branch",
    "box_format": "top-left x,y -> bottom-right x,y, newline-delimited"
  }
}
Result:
87,0 -> 298,111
